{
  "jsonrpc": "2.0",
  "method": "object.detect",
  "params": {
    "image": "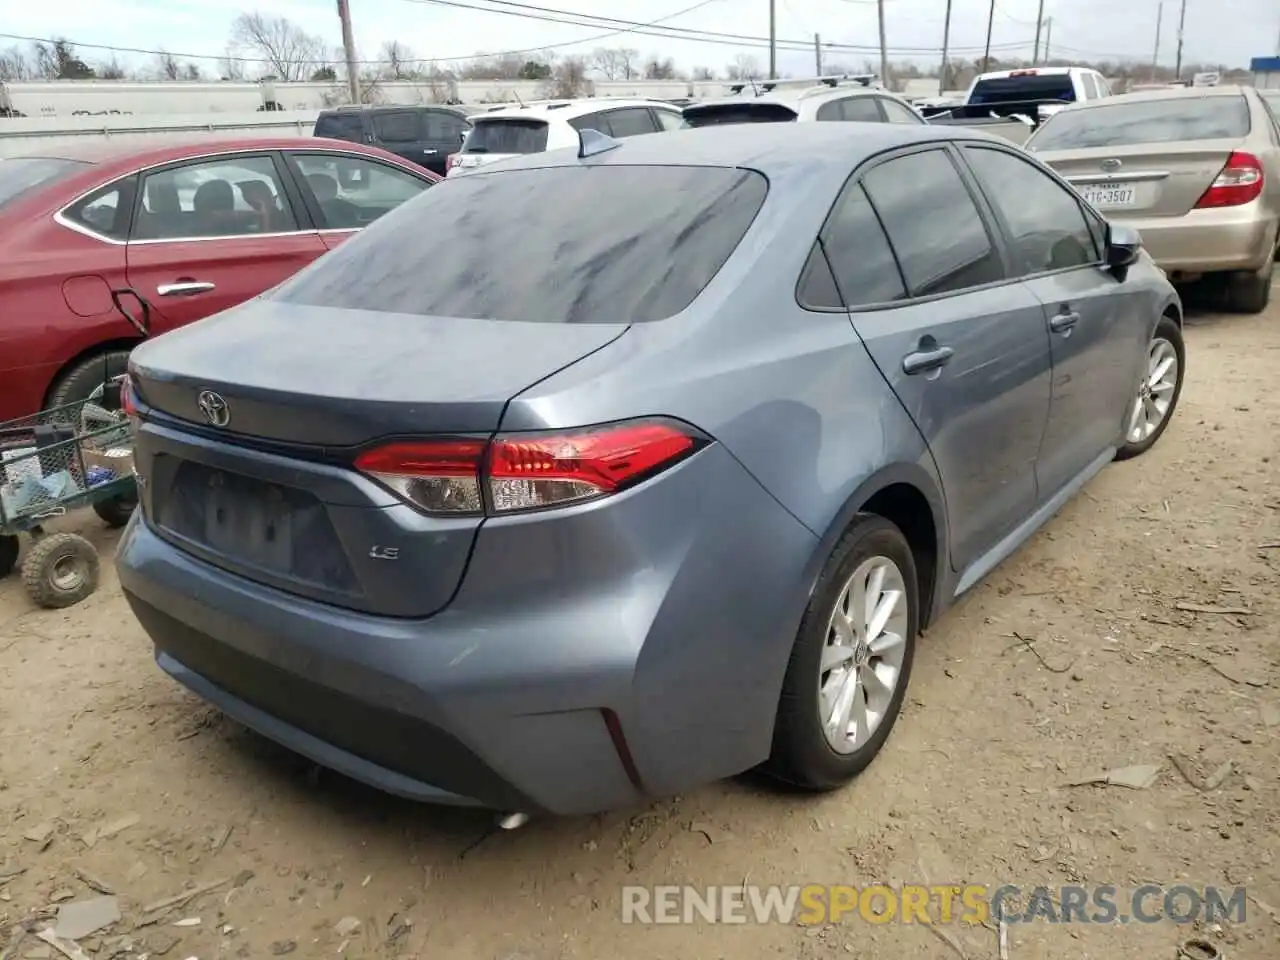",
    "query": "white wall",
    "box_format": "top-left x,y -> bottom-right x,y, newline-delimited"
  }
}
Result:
0,111 -> 319,158
1,78 -> 717,117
